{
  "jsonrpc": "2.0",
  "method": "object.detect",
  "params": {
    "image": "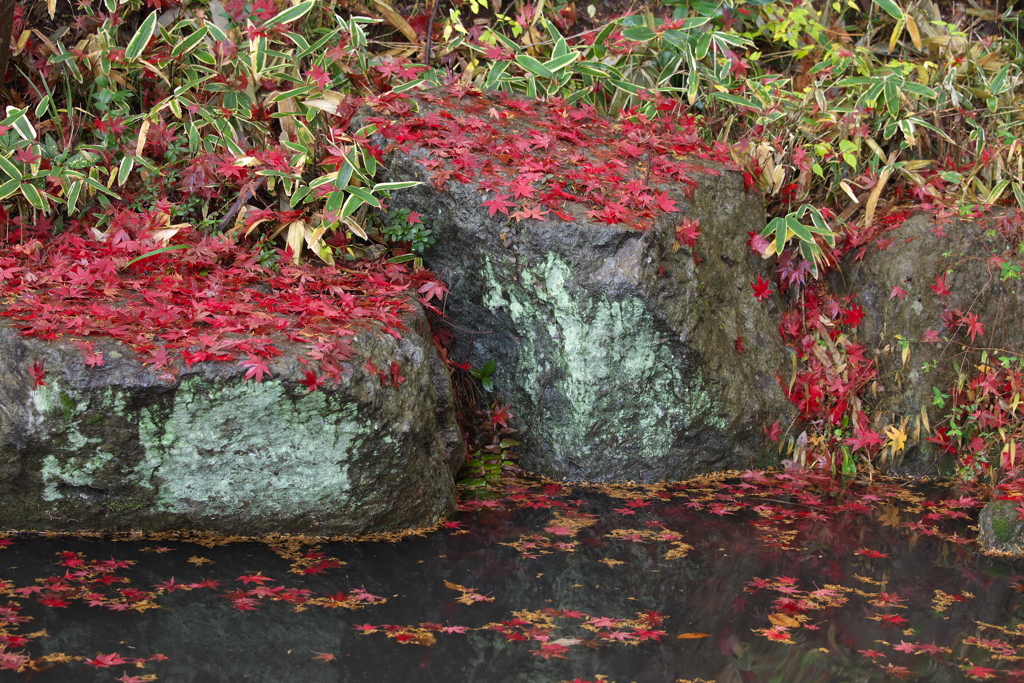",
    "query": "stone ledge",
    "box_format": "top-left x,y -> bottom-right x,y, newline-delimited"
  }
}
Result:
0,305 -> 464,535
